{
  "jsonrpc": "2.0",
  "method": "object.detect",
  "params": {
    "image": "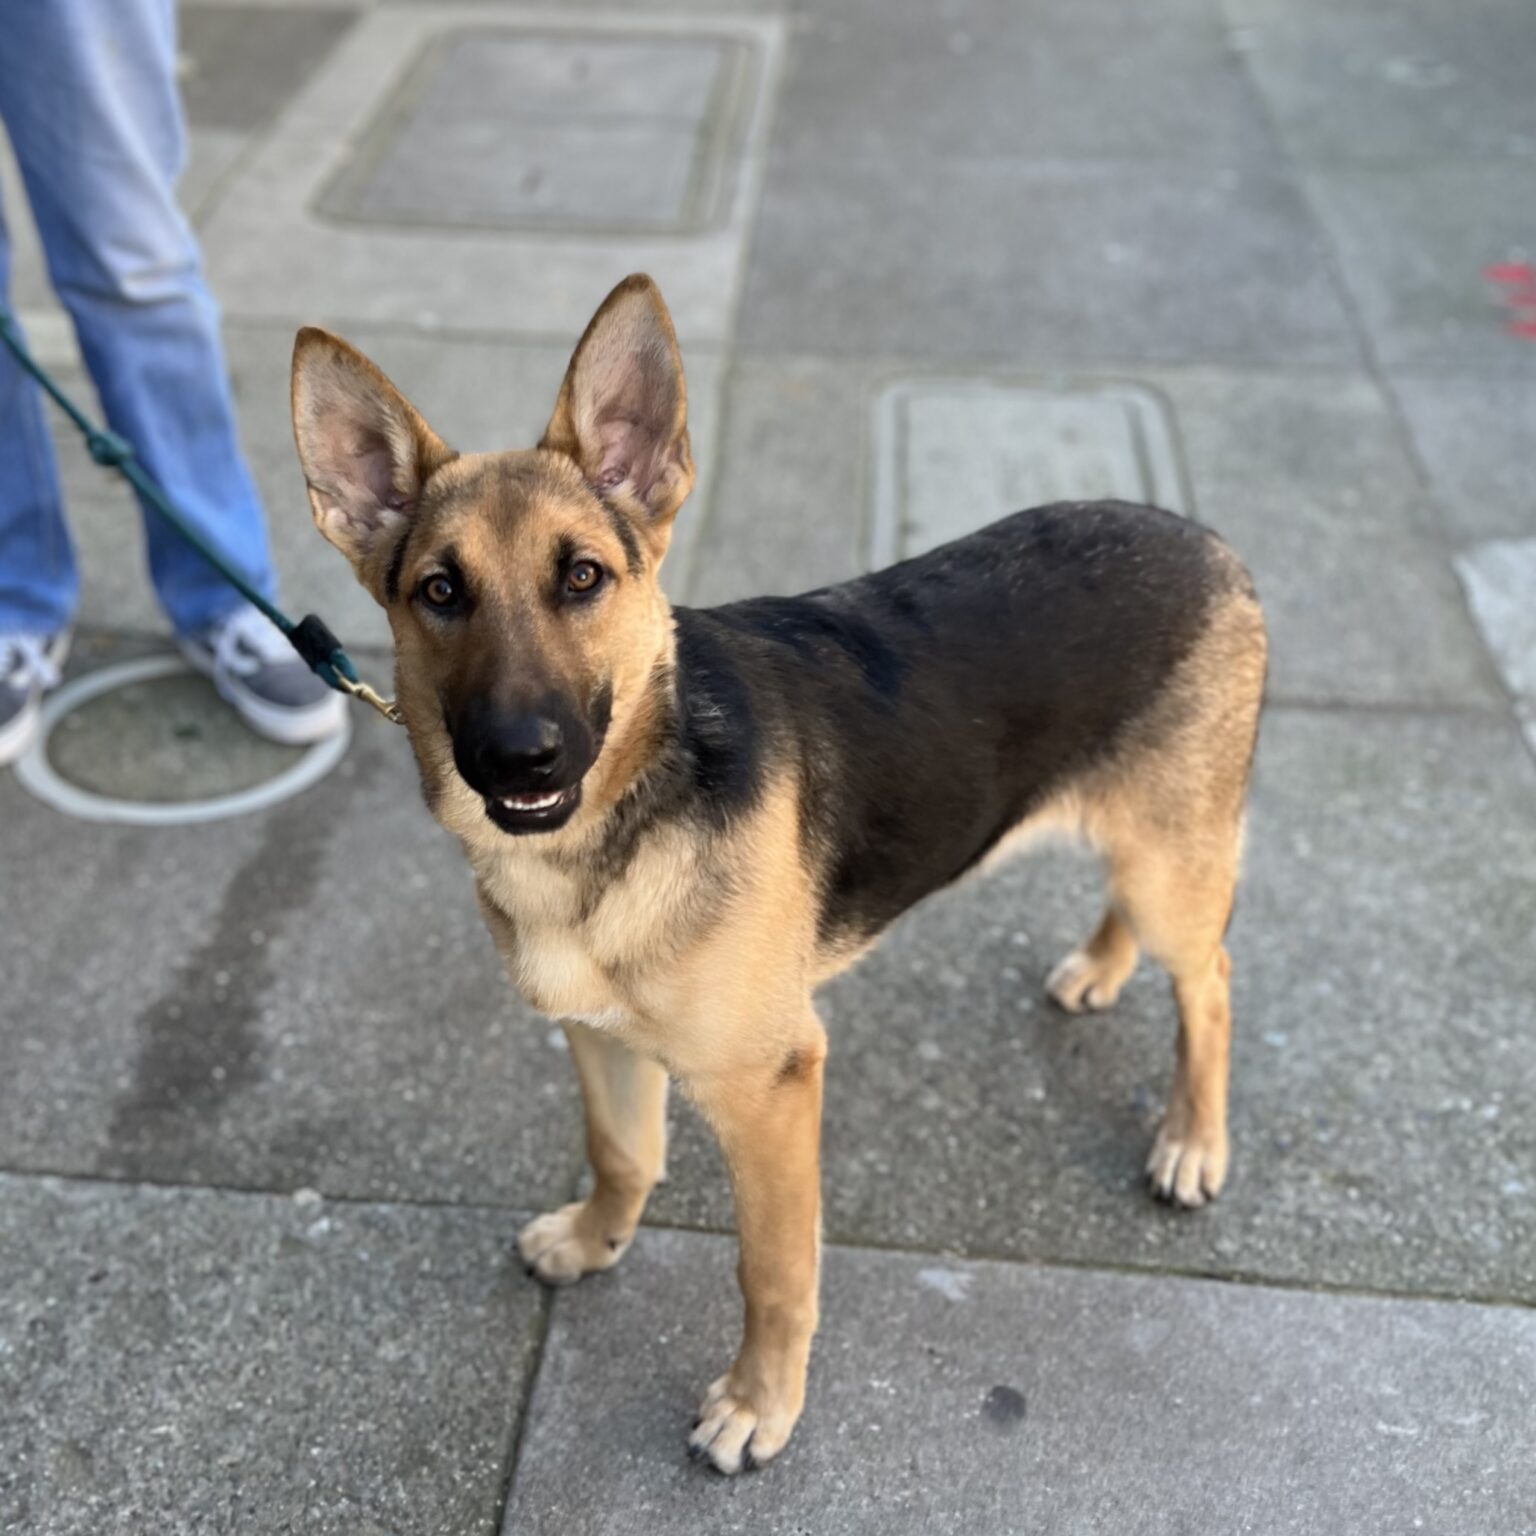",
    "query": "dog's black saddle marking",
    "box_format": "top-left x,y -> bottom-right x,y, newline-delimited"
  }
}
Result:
671,501 -> 1233,946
